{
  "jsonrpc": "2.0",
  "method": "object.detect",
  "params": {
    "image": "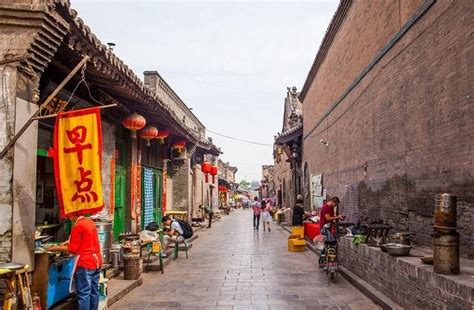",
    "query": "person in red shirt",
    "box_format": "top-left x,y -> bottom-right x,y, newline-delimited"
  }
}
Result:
319,197 -> 345,229
49,214 -> 102,310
